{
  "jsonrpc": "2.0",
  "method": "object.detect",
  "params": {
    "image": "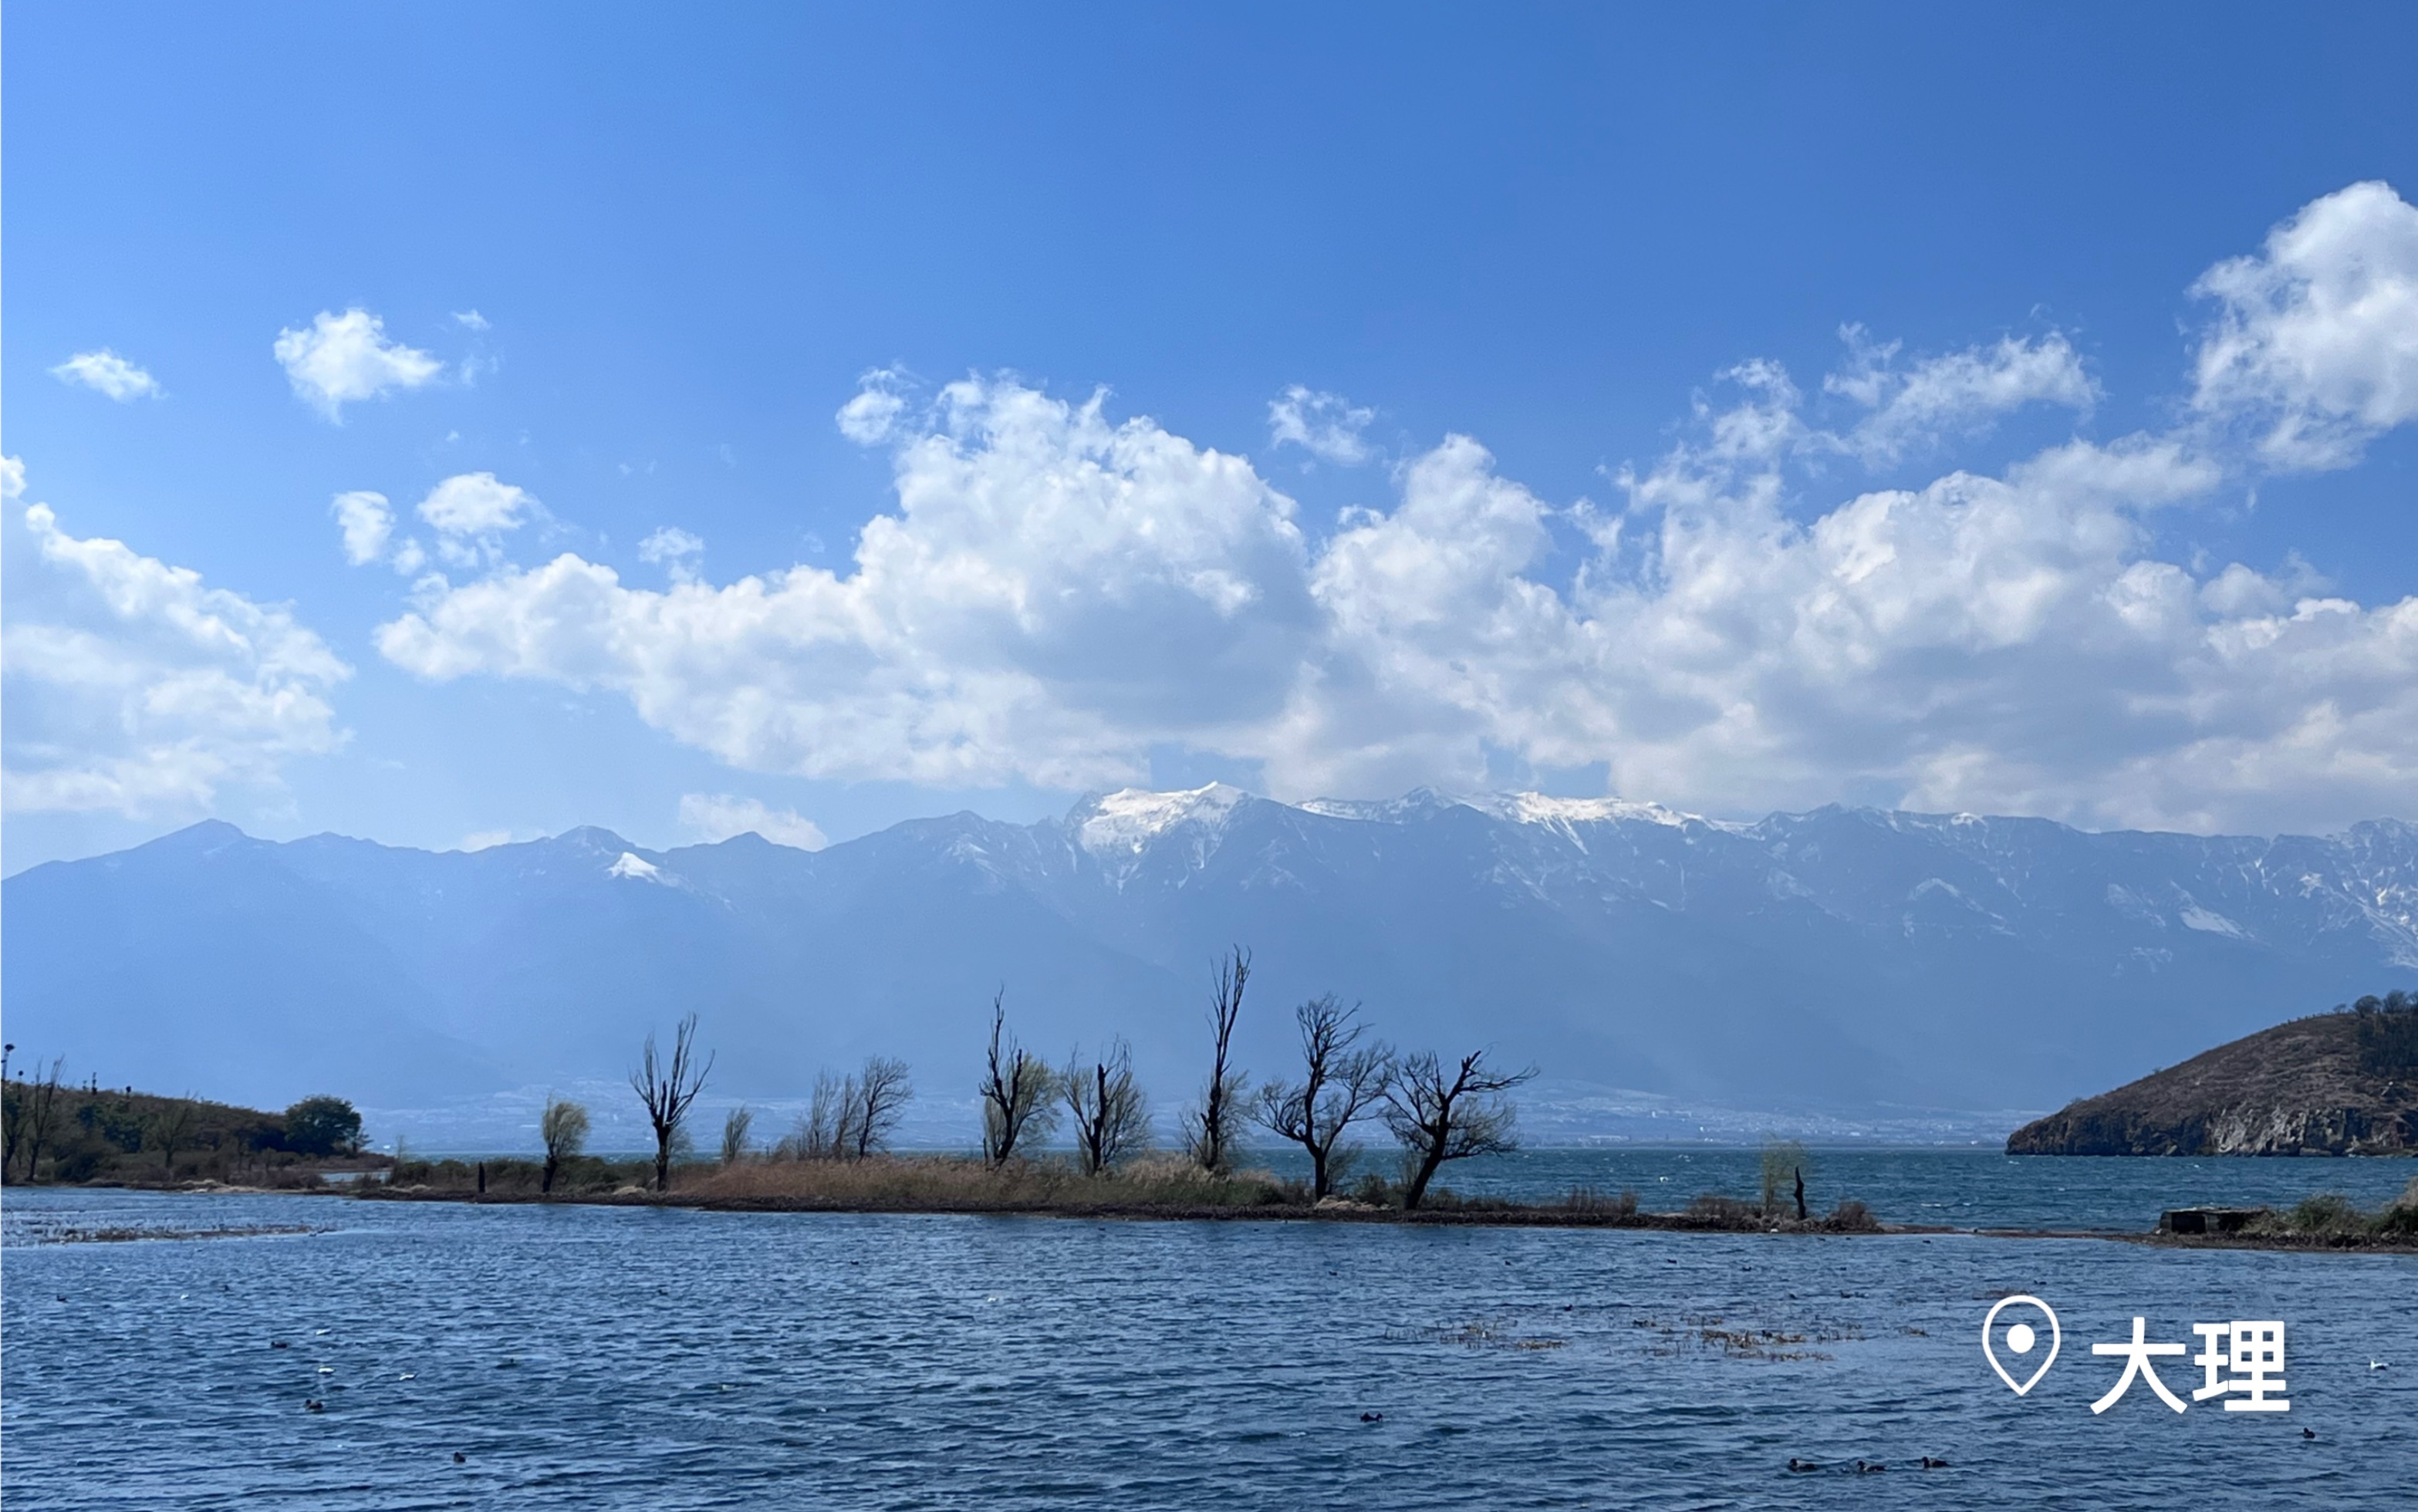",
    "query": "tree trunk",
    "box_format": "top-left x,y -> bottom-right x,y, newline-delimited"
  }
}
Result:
1311,1146 -> 1330,1200
654,1134 -> 672,1193
1793,1167 -> 1807,1221
1402,1136 -> 1448,1210
542,1155 -> 557,1194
